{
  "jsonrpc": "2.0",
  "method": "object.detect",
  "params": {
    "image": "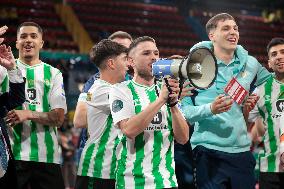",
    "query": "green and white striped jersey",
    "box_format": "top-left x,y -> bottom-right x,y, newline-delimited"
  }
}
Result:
109,80 -> 177,189
0,66 -> 8,95
77,79 -> 120,179
9,60 -> 67,164
249,77 -> 284,172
